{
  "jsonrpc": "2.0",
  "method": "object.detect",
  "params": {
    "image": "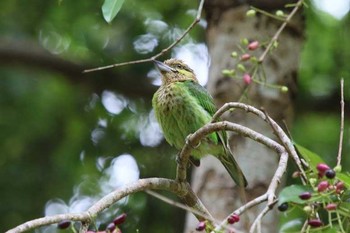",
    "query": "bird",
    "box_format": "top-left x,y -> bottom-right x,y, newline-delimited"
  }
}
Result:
152,58 -> 247,187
